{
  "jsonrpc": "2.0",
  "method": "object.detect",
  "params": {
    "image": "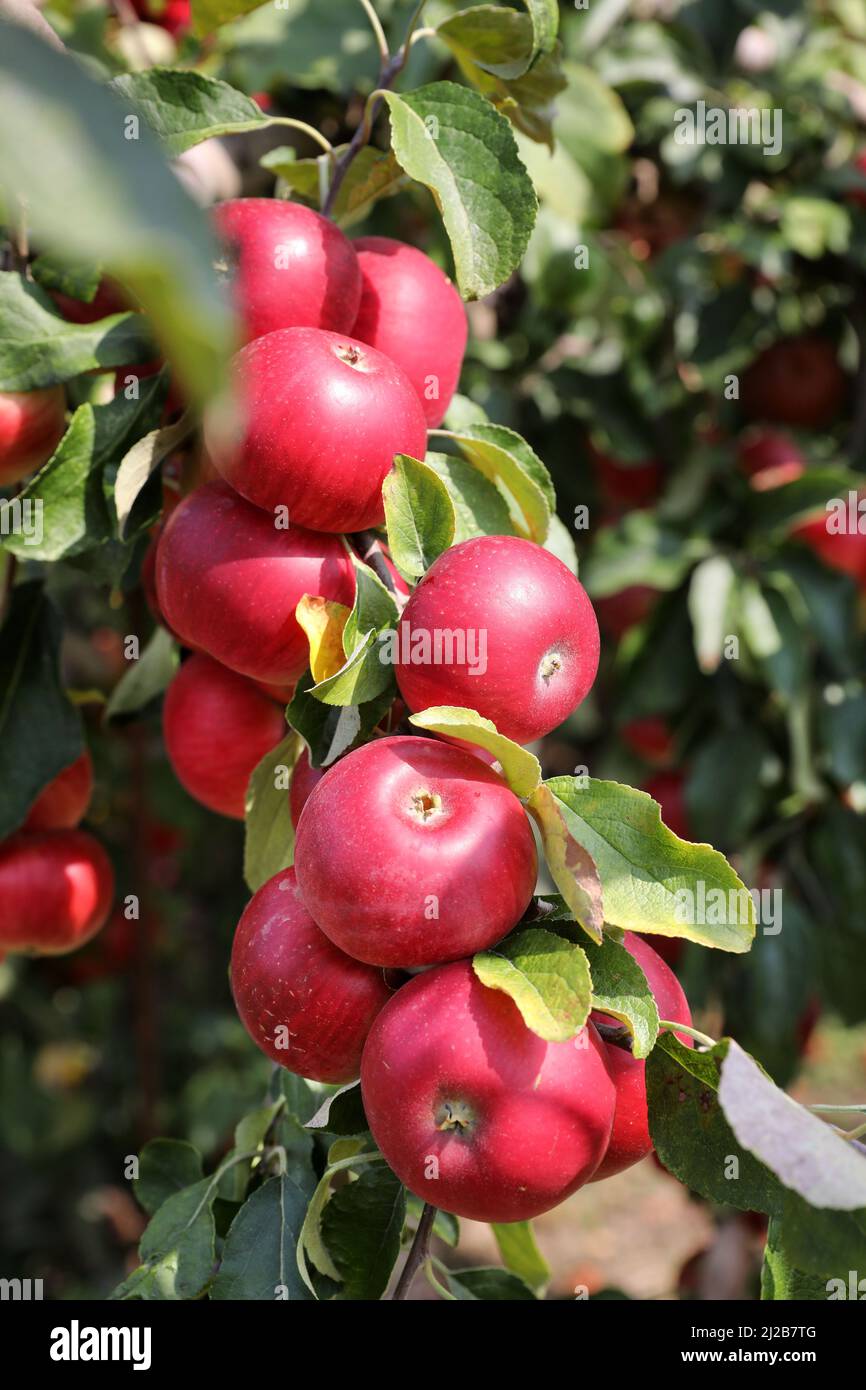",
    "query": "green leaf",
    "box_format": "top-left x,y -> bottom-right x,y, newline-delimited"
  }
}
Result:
581,510 -> 709,598
491,1221 -> 550,1293
110,69 -> 268,157
437,6 -> 536,81
718,1042 -> 866,1212
287,677 -> 394,769
688,554 -> 735,674
30,253 -> 102,304
0,272 -> 153,391
646,1035 -> 784,1216
343,555 -> 399,659
0,22 -> 234,407
262,144 -> 404,227
544,514 -> 579,575
408,706 -> 541,797
546,777 -> 756,953
309,630 -> 397,707
308,631 -> 396,707
473,927 -> 592,1041
134,1139 -> 204,1217
526,783 -> 604,943
382,454 -> 456,580
243,731 -> 301,893
447,1266 -> 536,1299
297,1151 -> 384,1294
775,1192 -> 866,1284
580,929 -> 660,1058
382,82 -> 537,301
780,196 -> 850,260
0,584 -> 83,839
438,423 -> 553,542
305,1083 -> 369,1137
211,1176 -> 314,1301
115,412 -> 192,538
5,381 -> 165,563
105,627 -> 179,722
137,1178 -> 216,1300
320,1165 -> 405,1300
191,0 -> 264,38
215,0 -> 380,96
761,1218 -> 834,1301
425,451 -> 515,542
524,0 -> 558,54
